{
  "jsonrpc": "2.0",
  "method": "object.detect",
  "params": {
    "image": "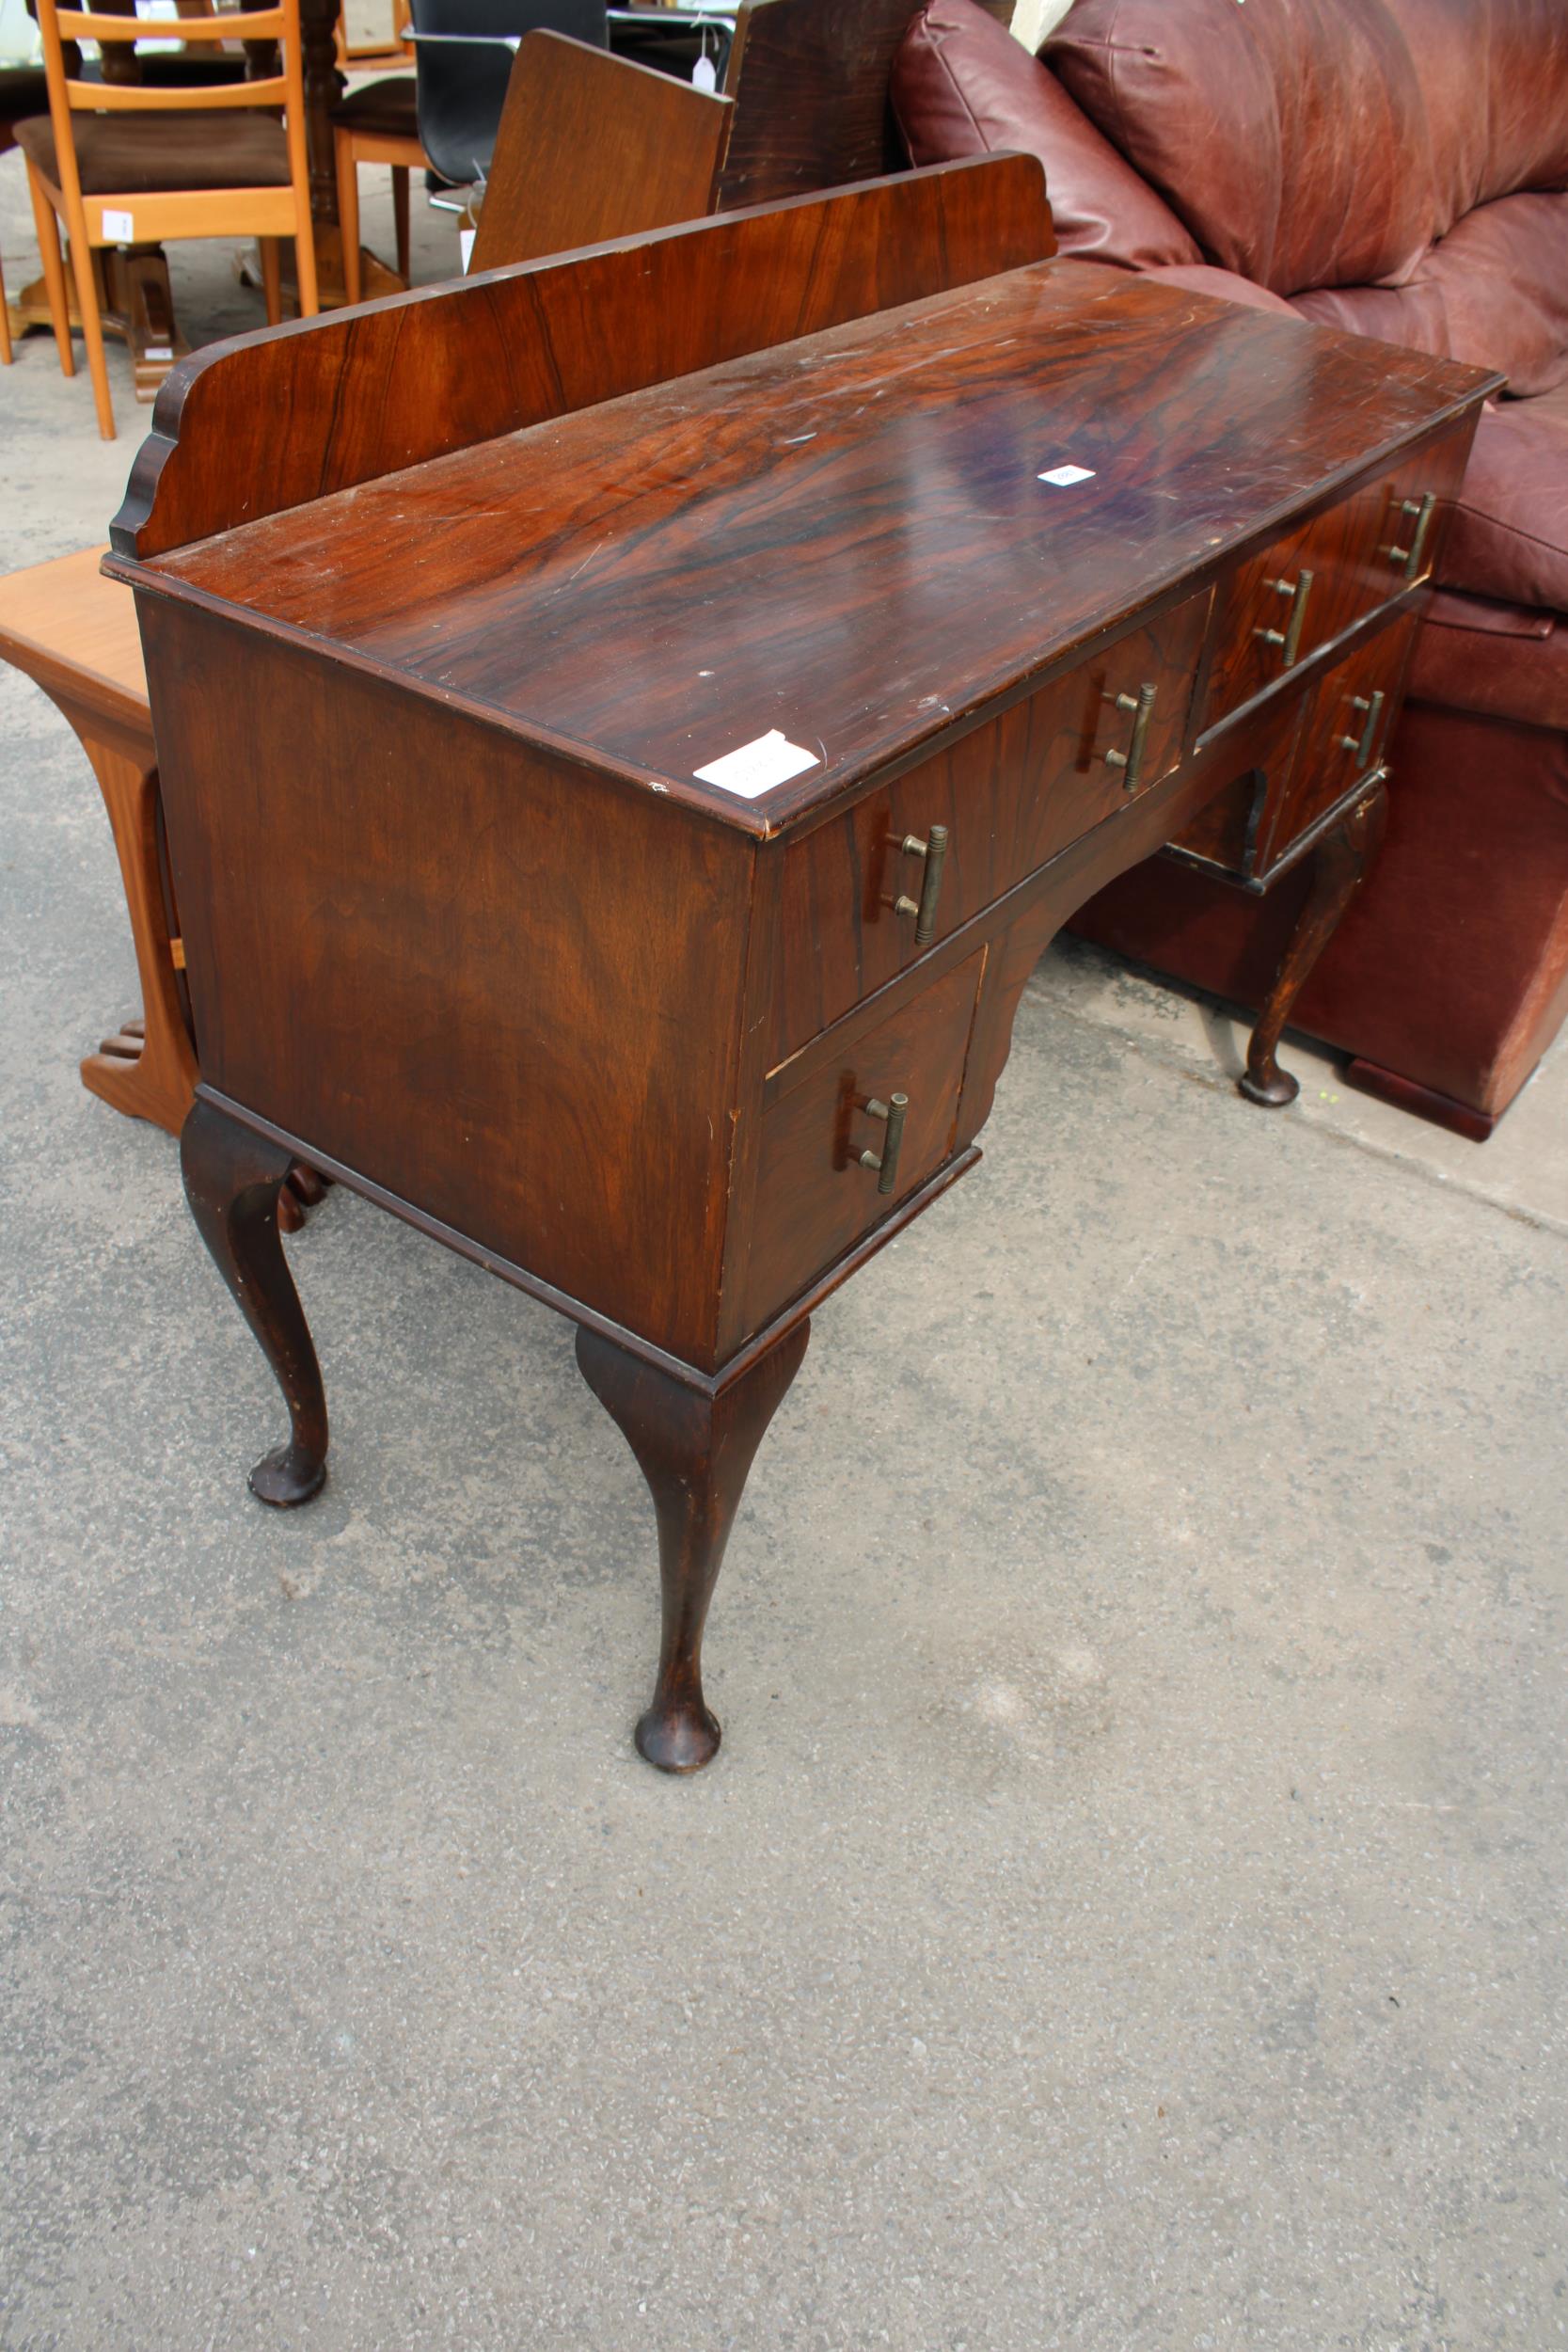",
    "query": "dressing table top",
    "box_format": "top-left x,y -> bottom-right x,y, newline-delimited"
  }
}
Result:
146,261 -> 1488,835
